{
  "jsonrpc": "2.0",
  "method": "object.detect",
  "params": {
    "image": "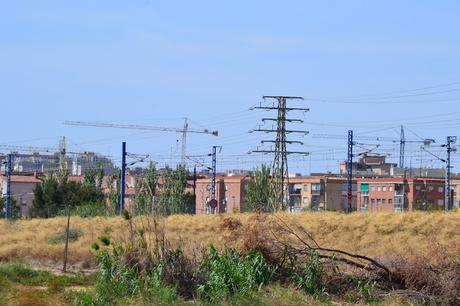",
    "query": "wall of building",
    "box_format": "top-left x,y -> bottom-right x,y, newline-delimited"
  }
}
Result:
195,176 -> 249,214
357,178 -> 446,212
0,175 -> 40,217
